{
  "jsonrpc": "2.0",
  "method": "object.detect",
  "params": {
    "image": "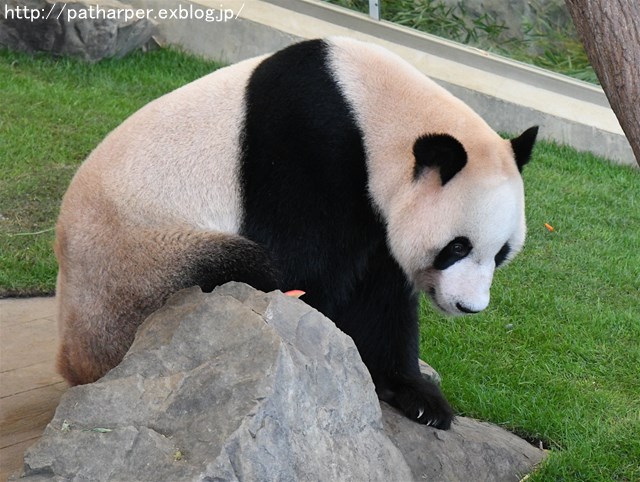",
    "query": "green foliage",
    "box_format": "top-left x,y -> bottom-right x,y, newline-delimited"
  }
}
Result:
325,0 -> 597,83
385,0 -> 509,46
513,2 -> 596,83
